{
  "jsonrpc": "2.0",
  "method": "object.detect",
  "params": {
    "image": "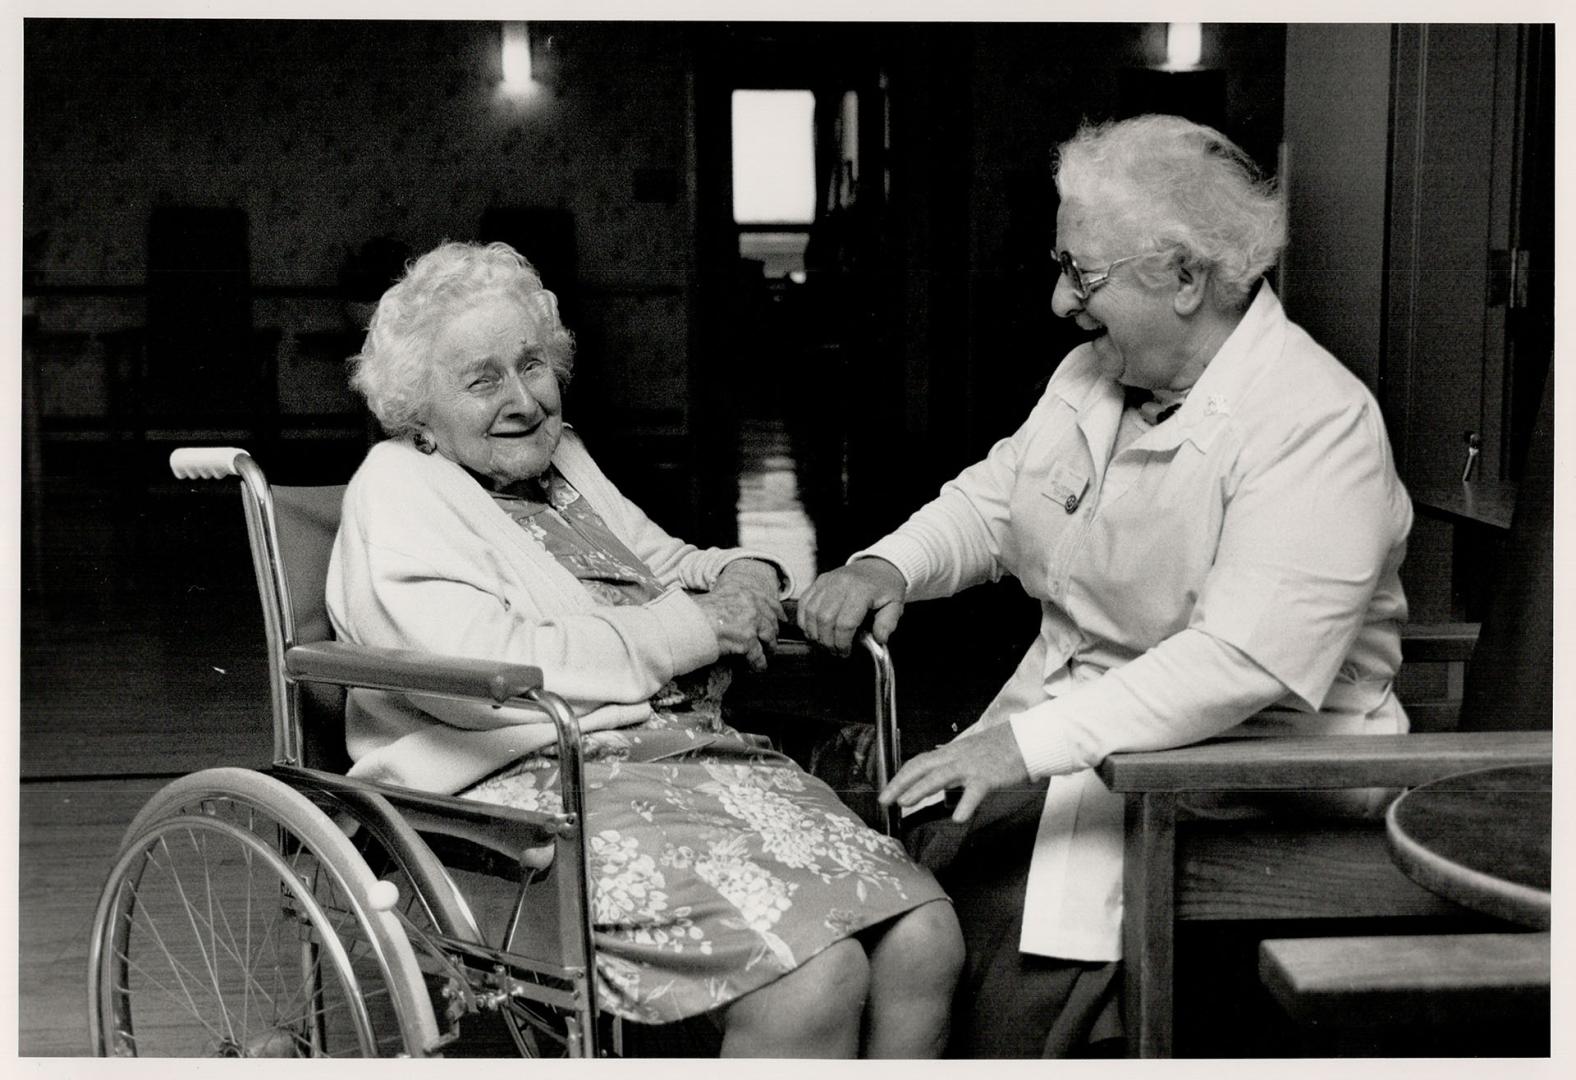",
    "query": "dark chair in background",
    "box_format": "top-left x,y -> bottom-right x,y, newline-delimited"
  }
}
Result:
140,206 -> 277,452
1100,369 -> 1554,1057
123,207 -> 281,588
